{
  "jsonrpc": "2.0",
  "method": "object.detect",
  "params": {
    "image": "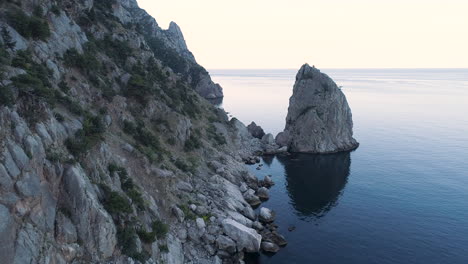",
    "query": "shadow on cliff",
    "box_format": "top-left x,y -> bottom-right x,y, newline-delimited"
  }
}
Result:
276,151 -> 351,219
